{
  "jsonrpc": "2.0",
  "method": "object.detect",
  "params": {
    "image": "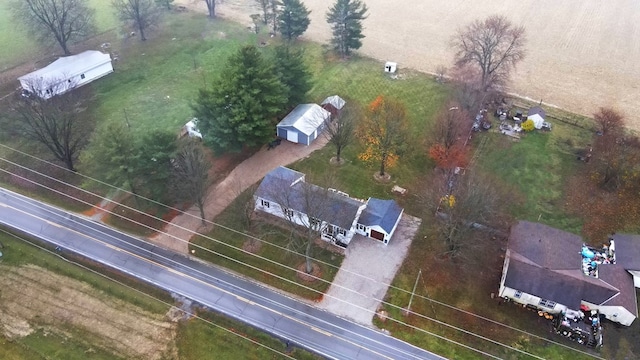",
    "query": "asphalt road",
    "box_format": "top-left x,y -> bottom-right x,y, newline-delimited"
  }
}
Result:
0,188 -> 447,360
